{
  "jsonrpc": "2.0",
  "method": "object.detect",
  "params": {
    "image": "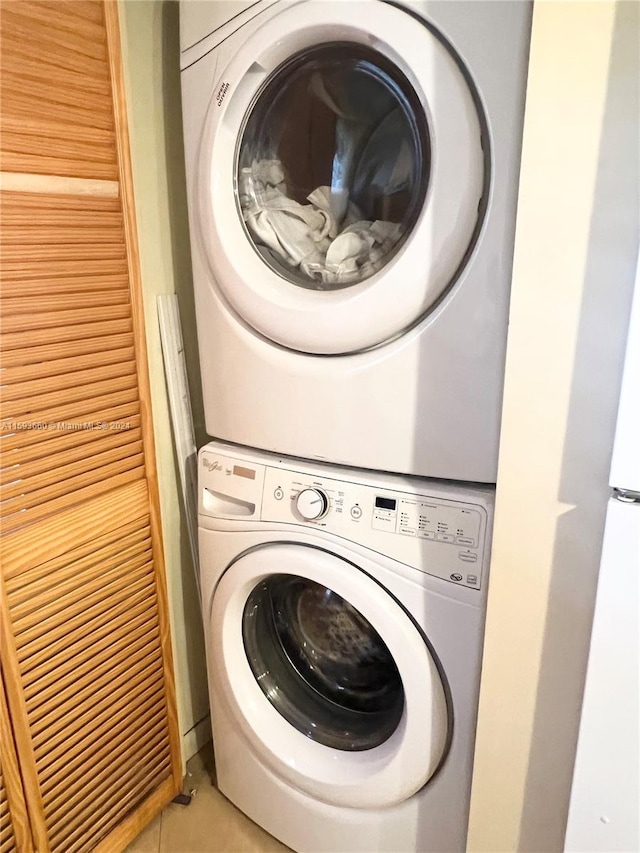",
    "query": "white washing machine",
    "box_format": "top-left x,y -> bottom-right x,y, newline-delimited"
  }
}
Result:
198,440 -> 494,852
181,1 -> 531,483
